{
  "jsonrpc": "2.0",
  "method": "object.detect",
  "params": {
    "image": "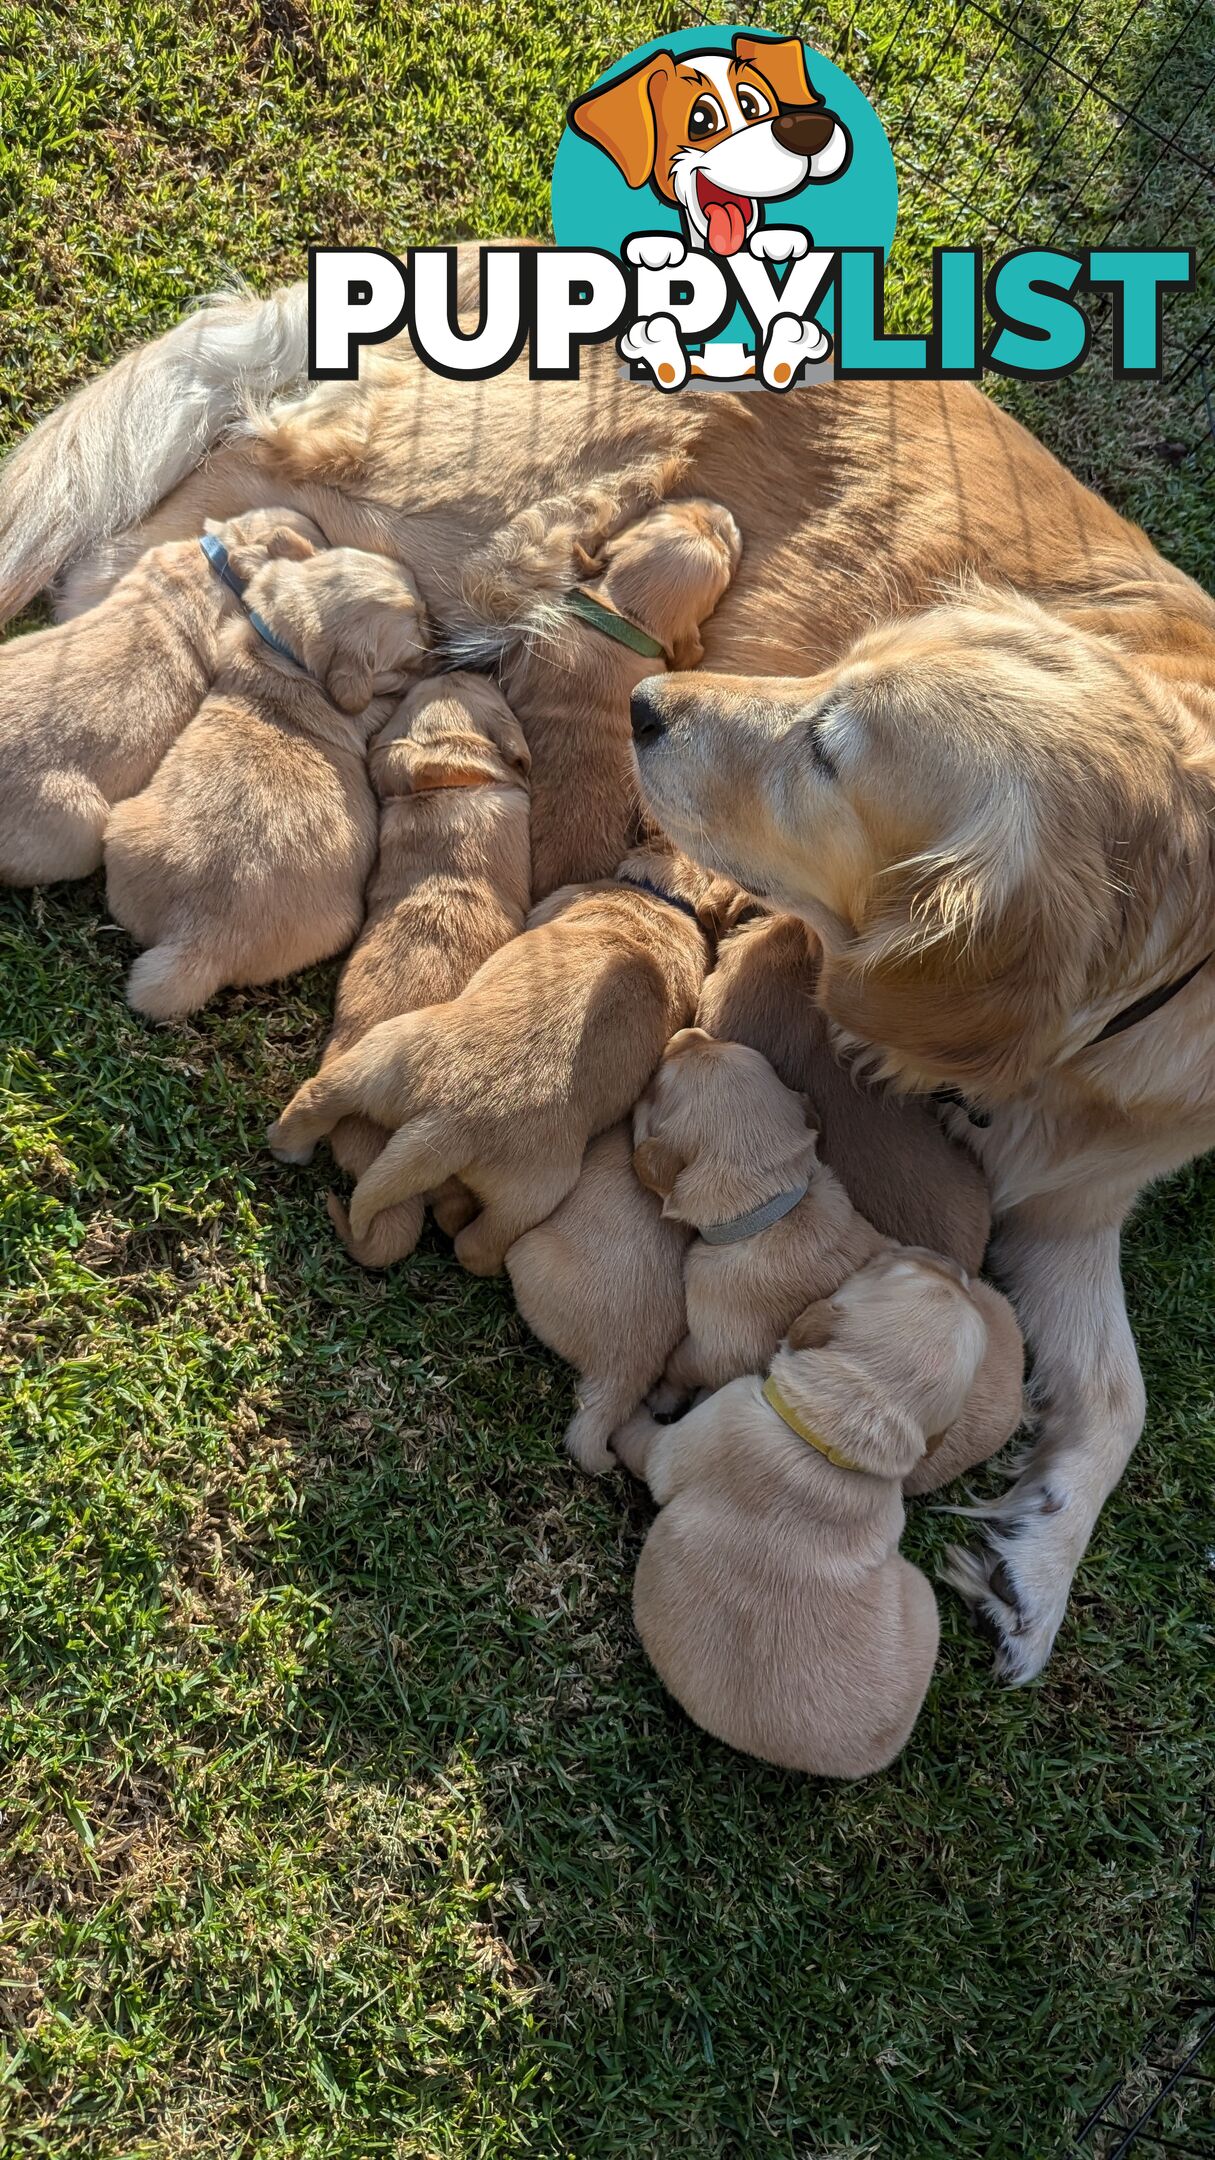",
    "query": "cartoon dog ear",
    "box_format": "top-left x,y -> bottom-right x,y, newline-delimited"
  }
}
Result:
732,33 -> 820,109
568,54 -> 674,188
